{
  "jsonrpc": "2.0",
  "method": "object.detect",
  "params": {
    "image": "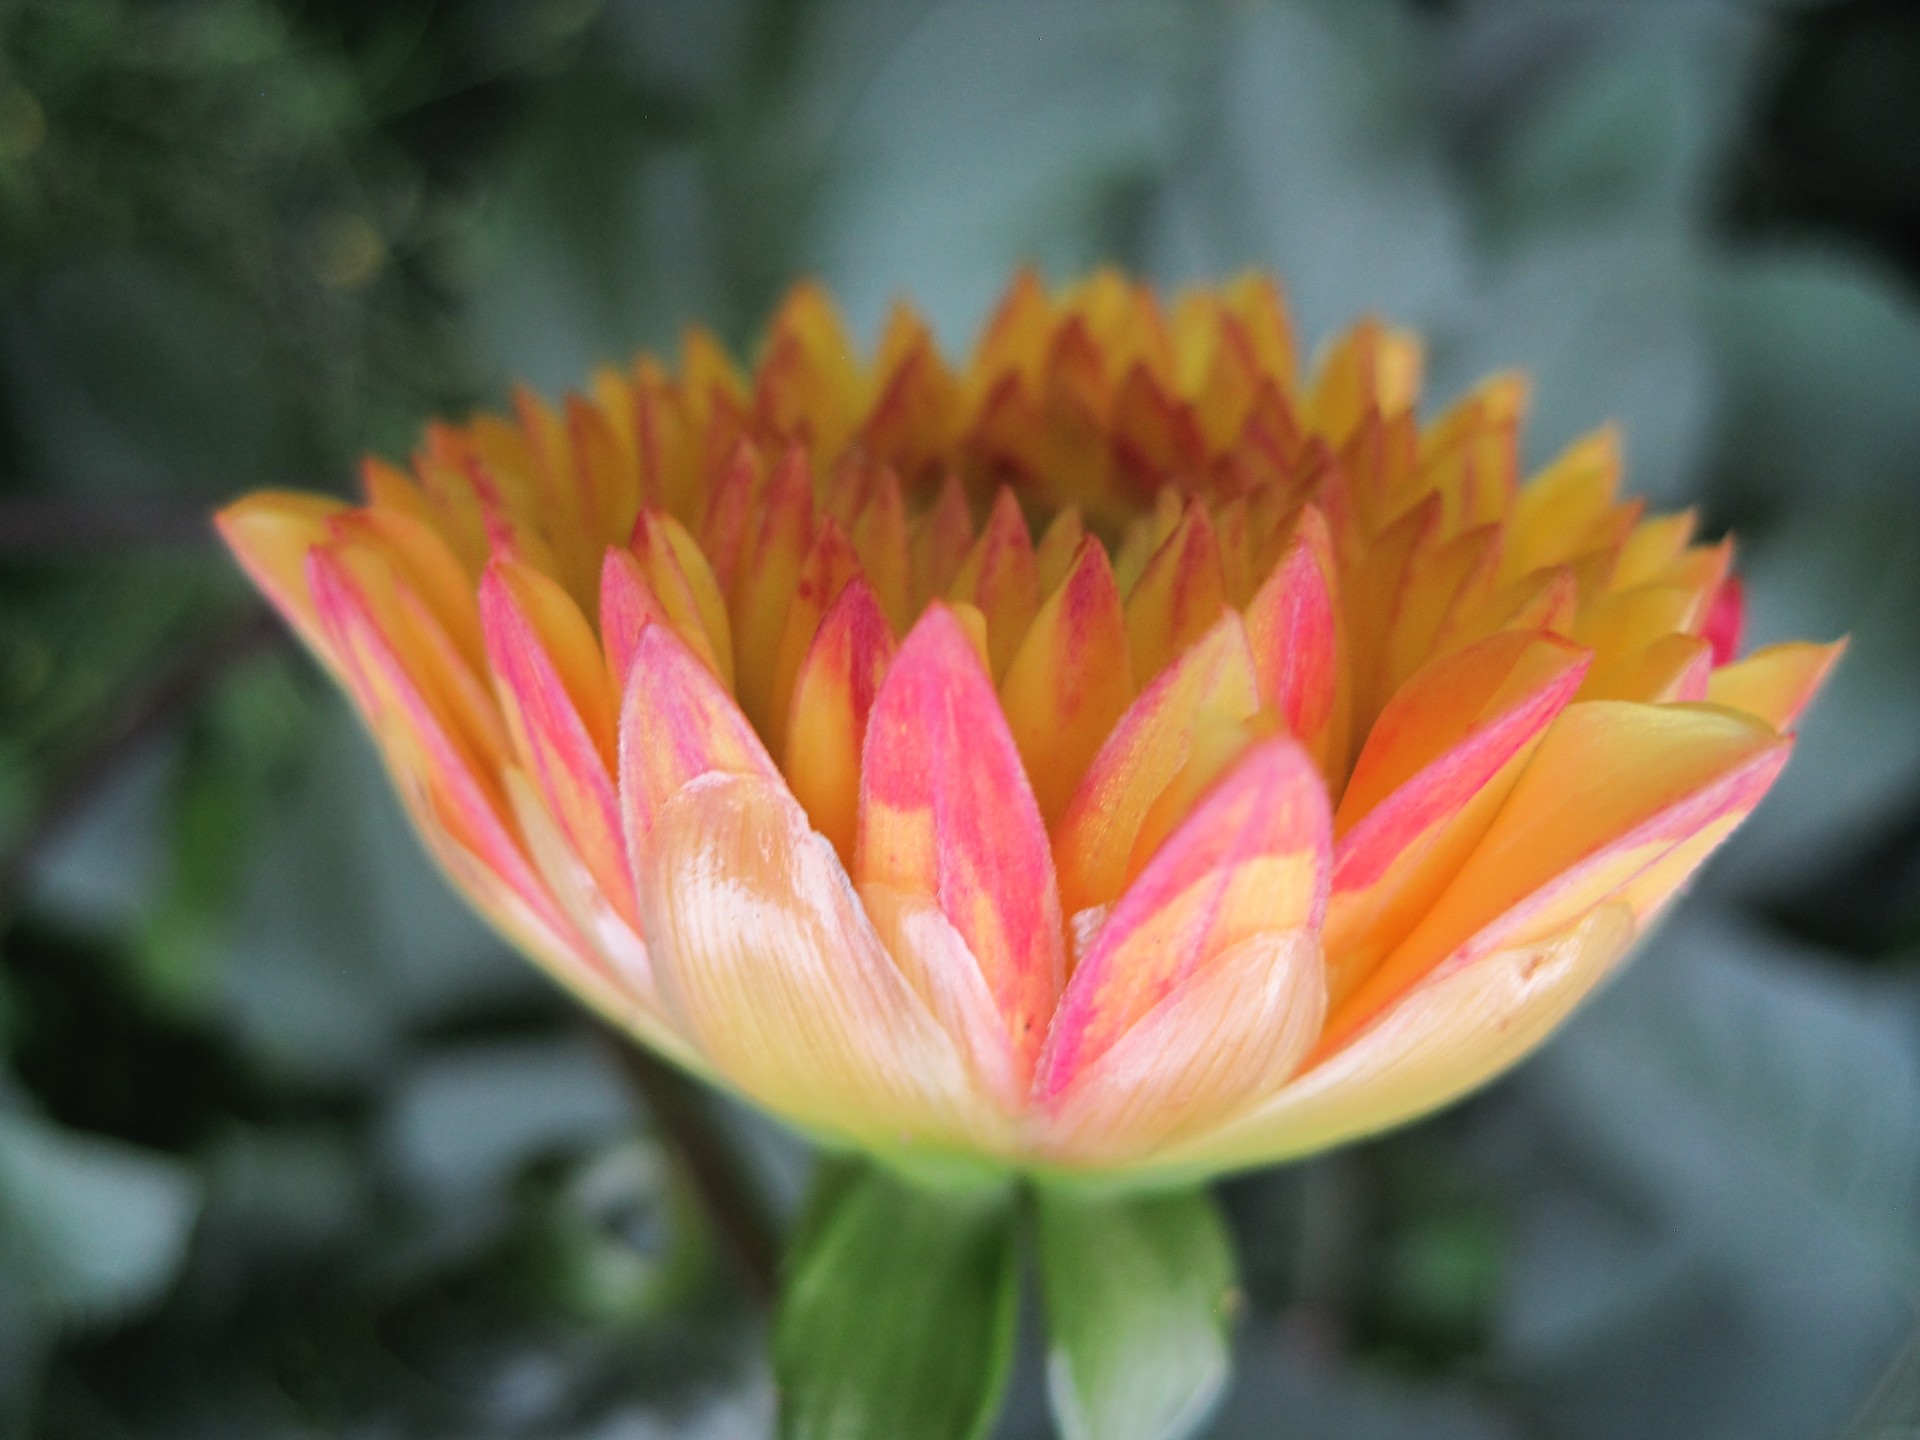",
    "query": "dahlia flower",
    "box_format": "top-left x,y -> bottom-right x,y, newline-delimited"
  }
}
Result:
218,270 -> 1836,1182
